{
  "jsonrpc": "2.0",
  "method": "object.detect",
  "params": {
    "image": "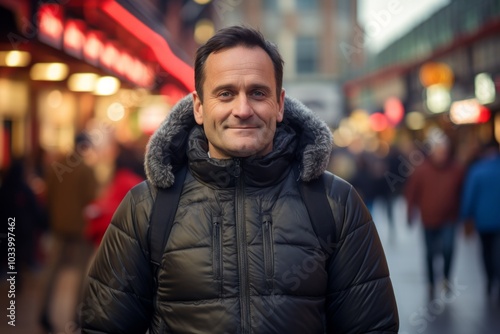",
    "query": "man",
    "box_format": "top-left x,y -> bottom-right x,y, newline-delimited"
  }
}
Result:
461,140 -> 500,304
82,26 -> 398,333
404,128 -> 464,299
